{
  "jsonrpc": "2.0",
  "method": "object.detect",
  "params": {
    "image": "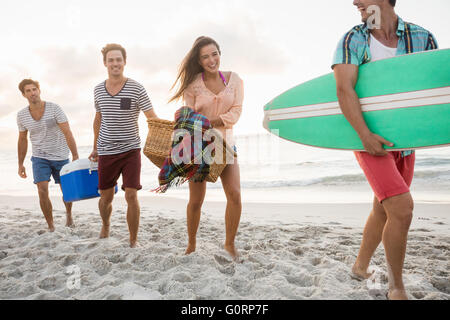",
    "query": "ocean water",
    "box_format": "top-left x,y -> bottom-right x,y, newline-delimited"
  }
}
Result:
2,132 -> 450,203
